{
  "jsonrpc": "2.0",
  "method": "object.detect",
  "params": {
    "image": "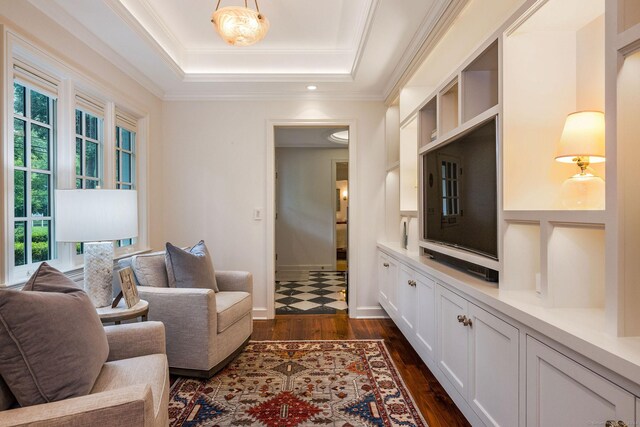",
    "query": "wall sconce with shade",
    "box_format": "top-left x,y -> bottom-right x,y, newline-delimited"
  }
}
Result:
555,111 -> 606,209
211,0 -> 269,46
55,190 -> 138,307
342,190 -> 348,201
